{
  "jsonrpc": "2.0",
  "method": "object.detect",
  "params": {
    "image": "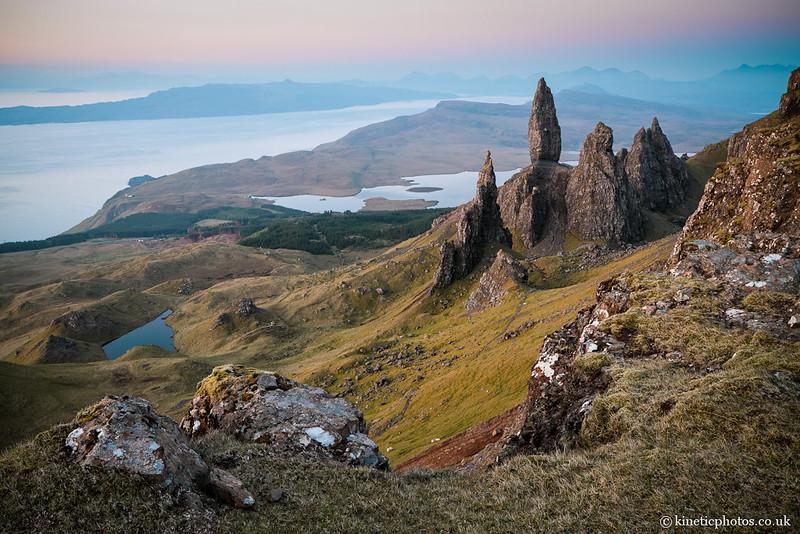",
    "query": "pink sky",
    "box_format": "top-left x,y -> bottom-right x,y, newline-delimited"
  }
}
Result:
1,0 -> 798,79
